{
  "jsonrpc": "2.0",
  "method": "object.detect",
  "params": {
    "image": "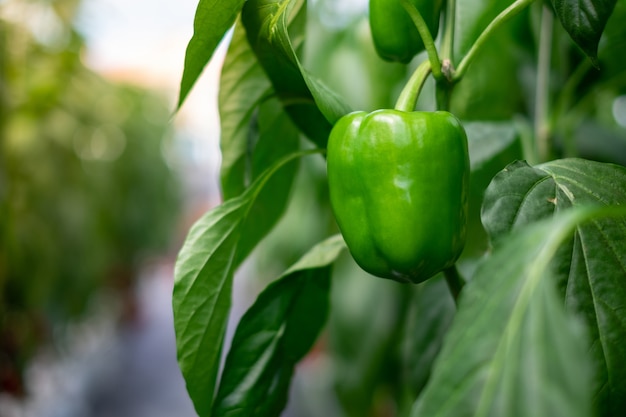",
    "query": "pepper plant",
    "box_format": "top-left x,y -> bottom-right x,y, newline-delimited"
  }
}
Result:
173,0 -> 626,416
